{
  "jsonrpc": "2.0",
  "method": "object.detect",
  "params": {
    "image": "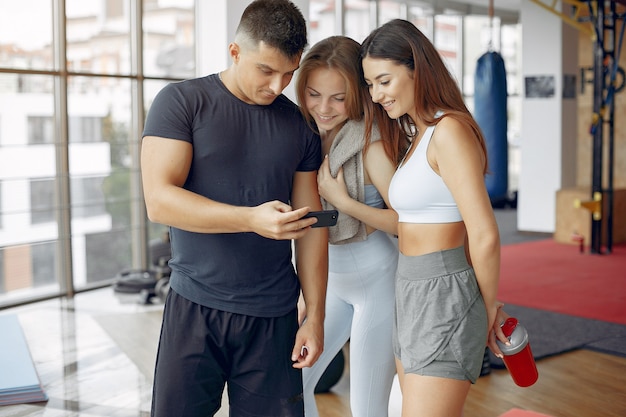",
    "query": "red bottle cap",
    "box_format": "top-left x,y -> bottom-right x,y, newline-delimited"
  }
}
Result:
497,317 -> 529,355
501,317 -> 518,337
